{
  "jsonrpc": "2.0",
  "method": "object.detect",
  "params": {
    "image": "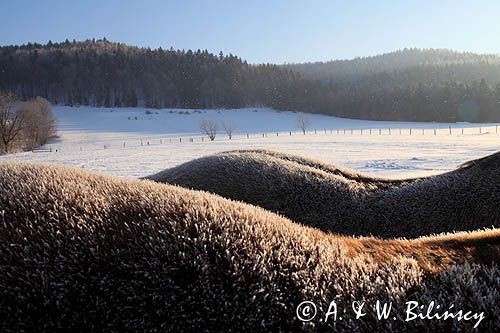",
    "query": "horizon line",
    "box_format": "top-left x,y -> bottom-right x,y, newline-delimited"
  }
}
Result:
2,37 -> 500,65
